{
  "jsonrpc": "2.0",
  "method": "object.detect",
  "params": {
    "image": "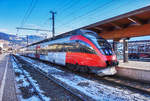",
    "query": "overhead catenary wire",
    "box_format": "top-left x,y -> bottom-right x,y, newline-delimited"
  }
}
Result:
54,0 -> 72,12
18,0 -> 38,39
65,0 -> 119,27
20,0 -> 34,27
56,0 -> 79,14
56,0 -> 97,26
75,0 -> 135,27
56,0 -> 135,33
51,0 -> 80,26
56,0 -> 114,29
20,0 -> 38,27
